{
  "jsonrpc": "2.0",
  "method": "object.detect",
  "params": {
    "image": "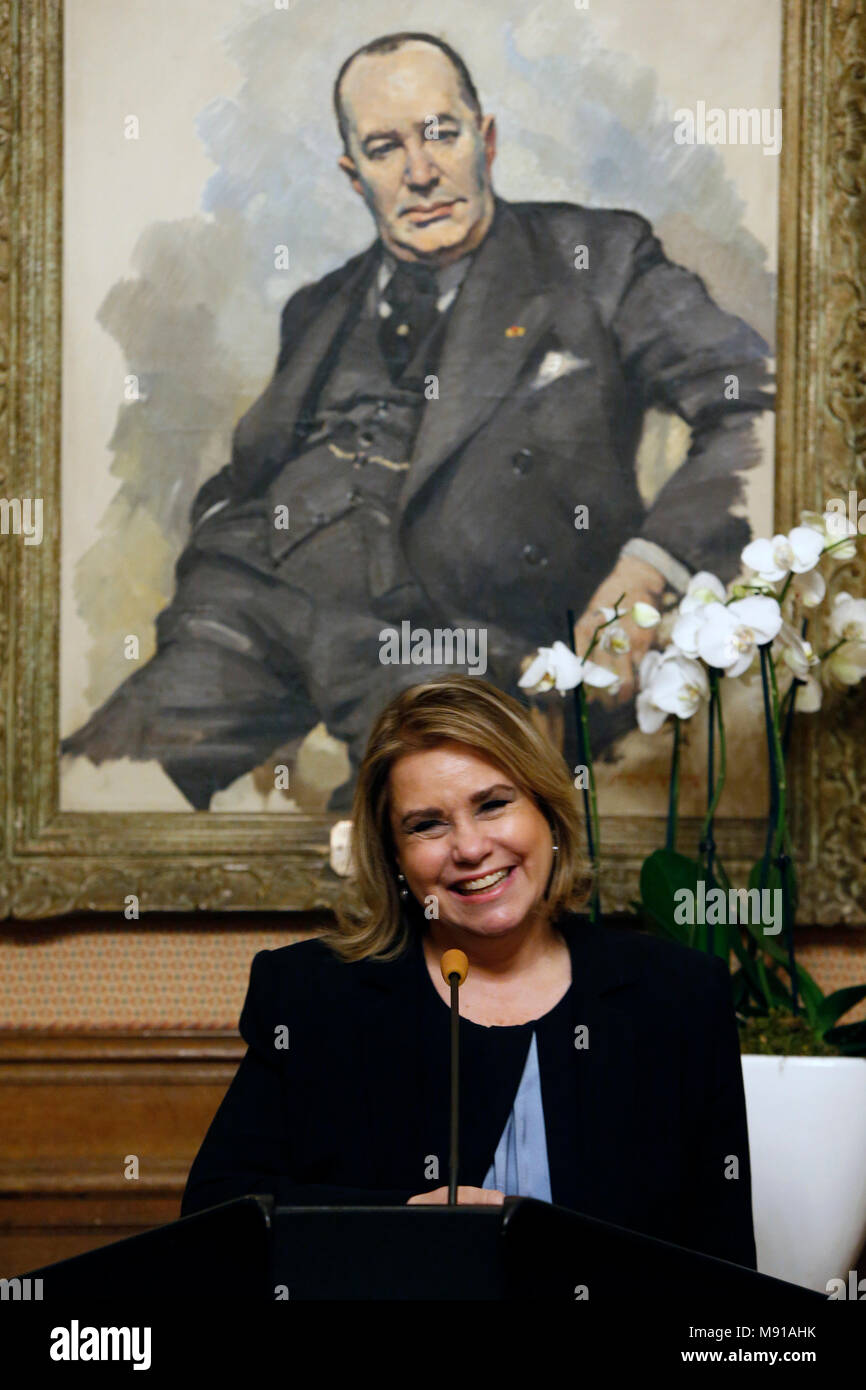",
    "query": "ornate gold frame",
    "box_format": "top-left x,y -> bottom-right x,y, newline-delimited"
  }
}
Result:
1,0 -> 863,921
